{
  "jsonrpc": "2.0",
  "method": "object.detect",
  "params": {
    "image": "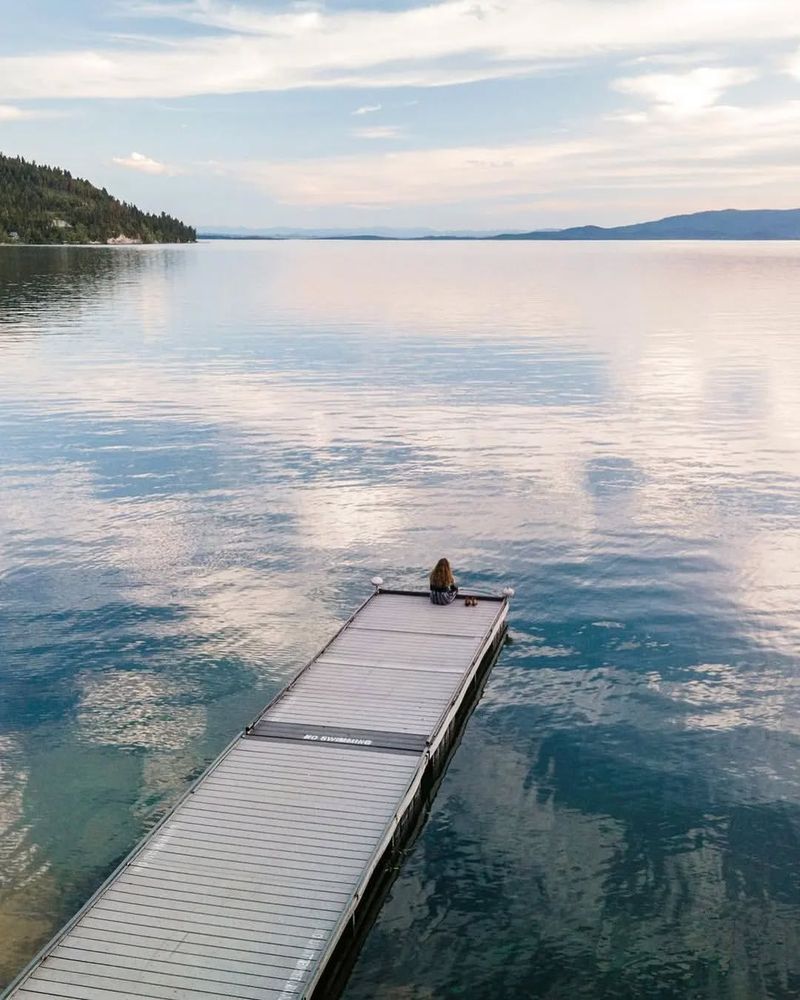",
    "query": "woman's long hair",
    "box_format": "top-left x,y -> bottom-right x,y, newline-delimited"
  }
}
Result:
430,557 -> 454,589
